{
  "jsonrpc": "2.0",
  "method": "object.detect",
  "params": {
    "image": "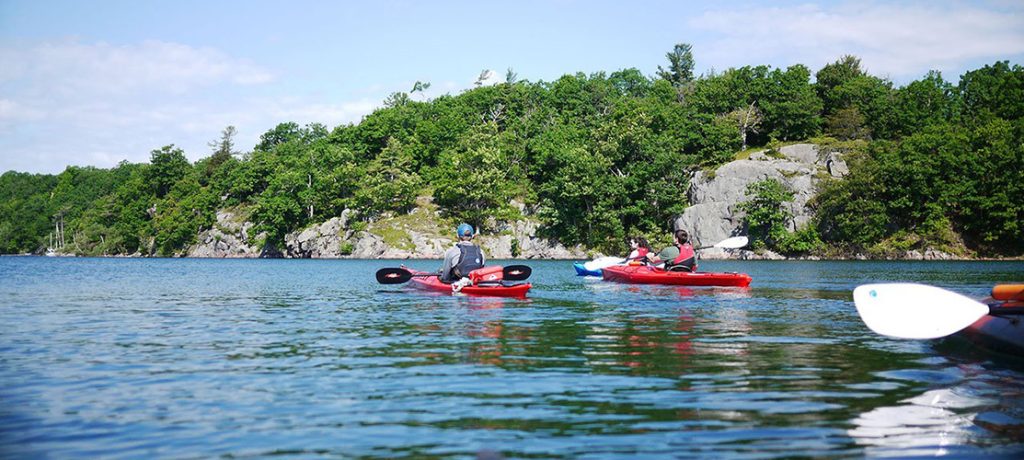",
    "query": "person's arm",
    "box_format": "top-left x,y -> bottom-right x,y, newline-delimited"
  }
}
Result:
438,247 -> 458,282
644,251 -> 659,264
649,247 -> 678,267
